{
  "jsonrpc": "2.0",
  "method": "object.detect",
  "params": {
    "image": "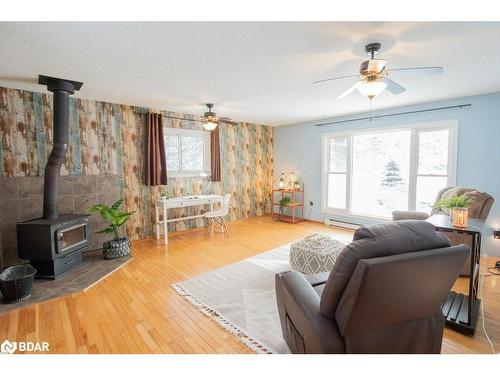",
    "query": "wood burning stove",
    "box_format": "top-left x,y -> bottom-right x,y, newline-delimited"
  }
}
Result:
17,214 -> 91,278
16,75 -> 91,279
